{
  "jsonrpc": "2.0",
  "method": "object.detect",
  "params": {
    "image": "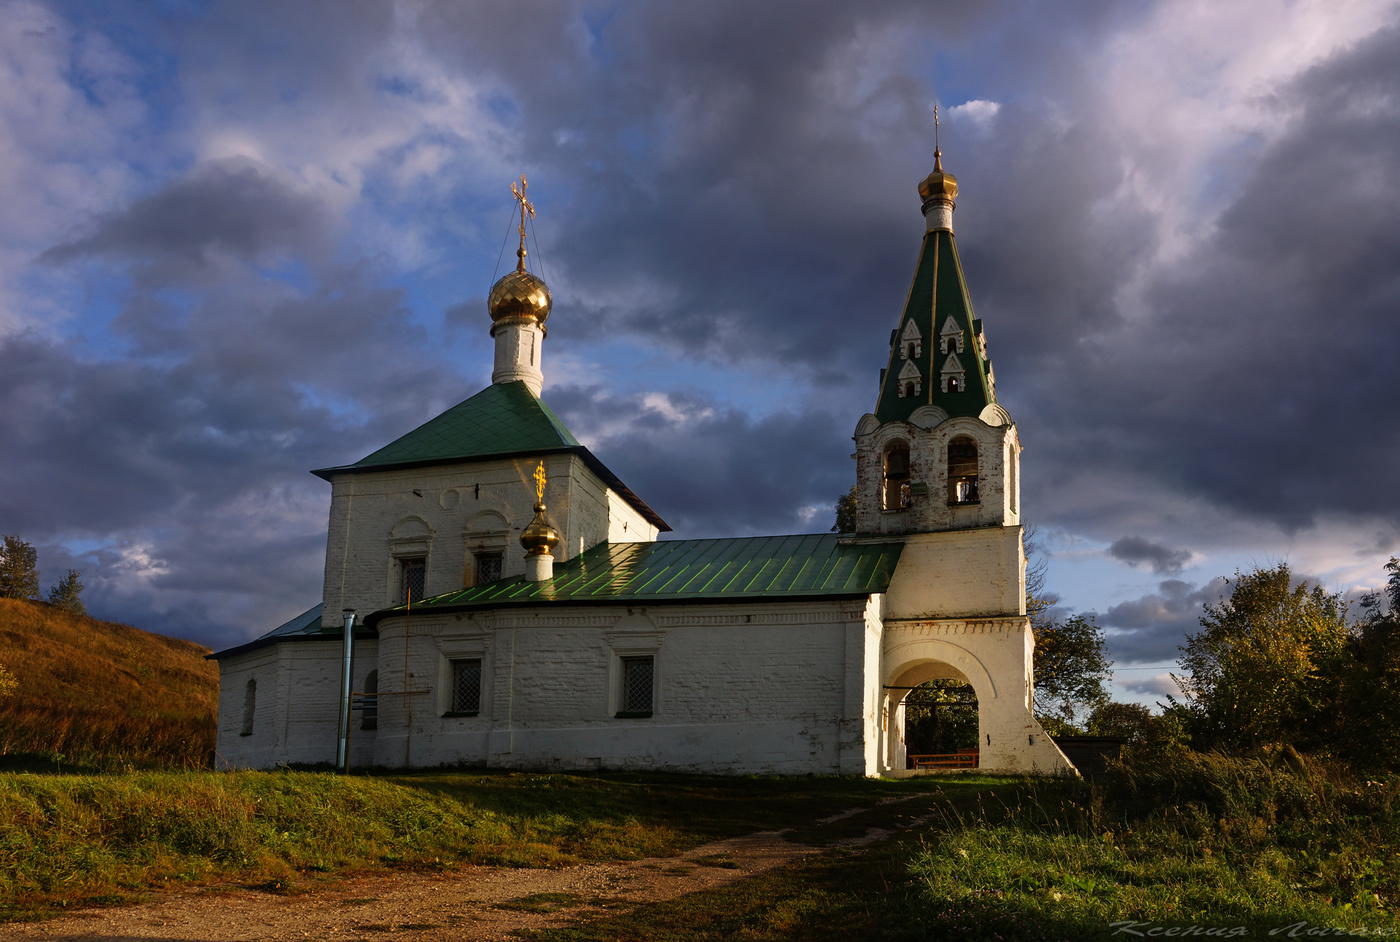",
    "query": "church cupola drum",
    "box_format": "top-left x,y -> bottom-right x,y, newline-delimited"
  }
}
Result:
490,176 -> 552,396
852,138 -> 1021,536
